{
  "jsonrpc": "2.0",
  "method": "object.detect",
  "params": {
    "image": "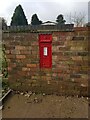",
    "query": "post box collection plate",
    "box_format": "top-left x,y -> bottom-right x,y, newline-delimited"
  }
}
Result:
44,47 -> 48,56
